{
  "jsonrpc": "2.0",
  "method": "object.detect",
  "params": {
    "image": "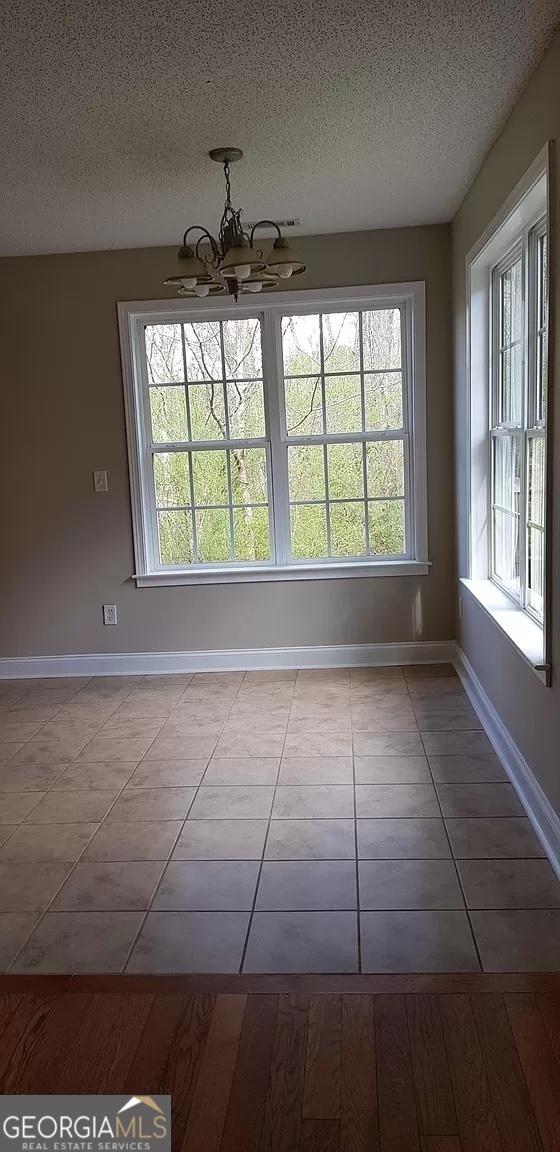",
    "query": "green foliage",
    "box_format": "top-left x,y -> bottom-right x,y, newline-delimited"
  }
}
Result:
145,310 -> 406,566
291,504 -> 328,559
